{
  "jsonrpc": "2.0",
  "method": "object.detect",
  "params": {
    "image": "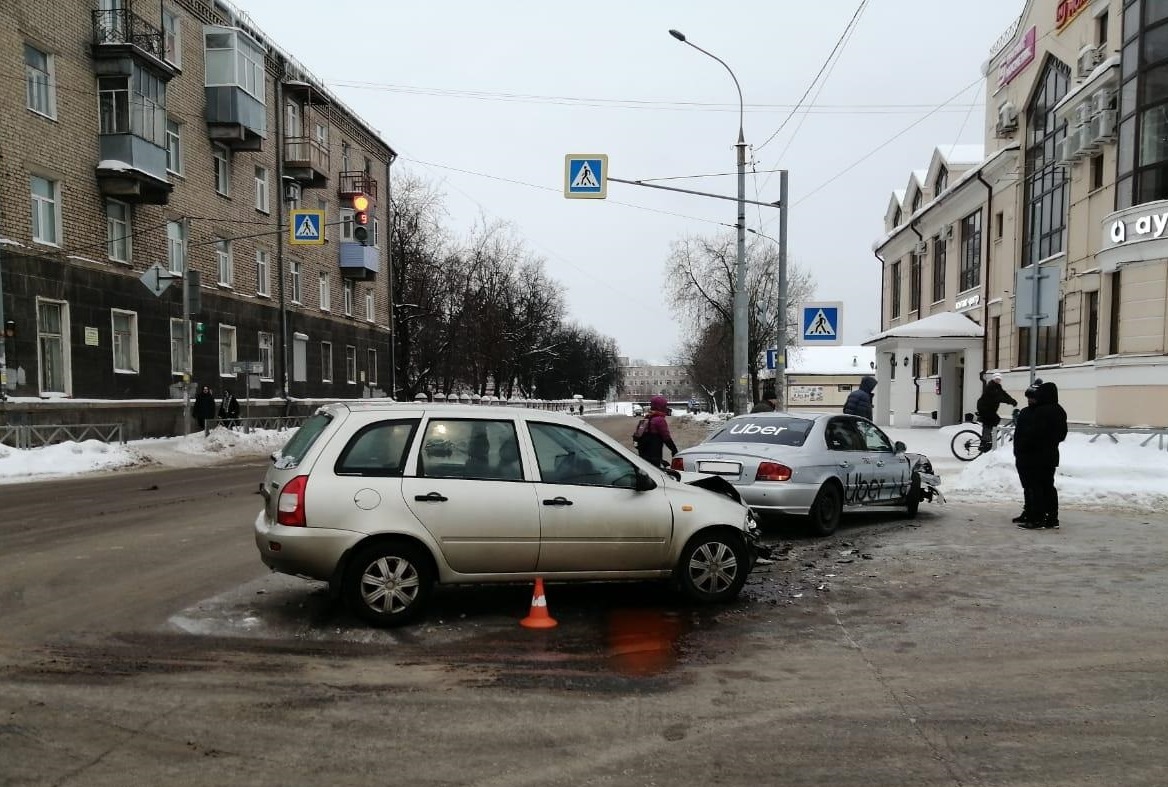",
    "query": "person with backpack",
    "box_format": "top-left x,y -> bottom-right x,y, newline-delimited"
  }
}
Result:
633,394 -> 678,468
843,376 -> 877,420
